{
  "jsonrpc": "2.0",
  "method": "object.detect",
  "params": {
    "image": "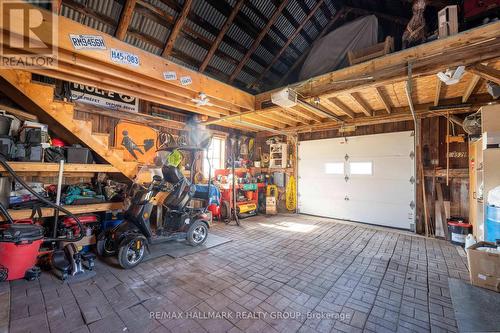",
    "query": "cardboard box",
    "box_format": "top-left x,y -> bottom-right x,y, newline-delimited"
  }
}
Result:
266,197 -> 277,215
467,241 -> 500,292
